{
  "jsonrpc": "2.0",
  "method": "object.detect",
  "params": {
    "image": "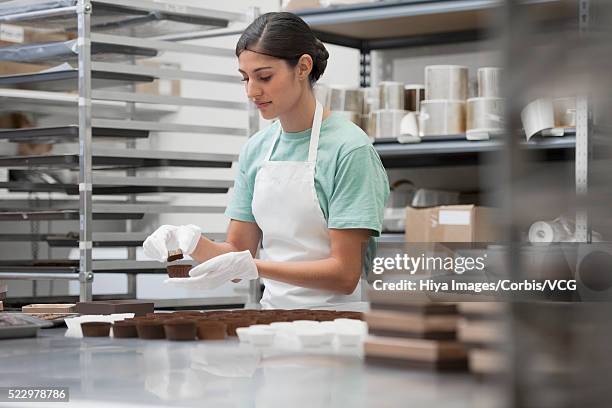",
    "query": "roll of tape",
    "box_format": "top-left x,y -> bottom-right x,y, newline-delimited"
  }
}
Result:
418,100 -> 466,137
368,109 -> 408,139
425,65 -> 468,100
329,86 -> 363,112
404,84 -> 425,112
378,81 -> 405,110
361,86 -> 380,116
466,97 -> 505,140
477,67 -> 503,98
521,98 -> 555,140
